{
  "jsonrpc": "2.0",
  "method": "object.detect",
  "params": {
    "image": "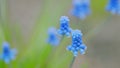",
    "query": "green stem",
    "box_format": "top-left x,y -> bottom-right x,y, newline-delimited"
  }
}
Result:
8,63 -> 12,68
69,56 -> 76,68
51,35 -> 64,55
46,36 -> 64,66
